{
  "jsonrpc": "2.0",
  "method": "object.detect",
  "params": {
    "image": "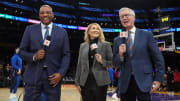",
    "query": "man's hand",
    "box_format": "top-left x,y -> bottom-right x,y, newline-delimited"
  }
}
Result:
119,44 -> 126,57
34,49 -> 45,61
150,81 -> 161,94
48,73 -> 62,87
